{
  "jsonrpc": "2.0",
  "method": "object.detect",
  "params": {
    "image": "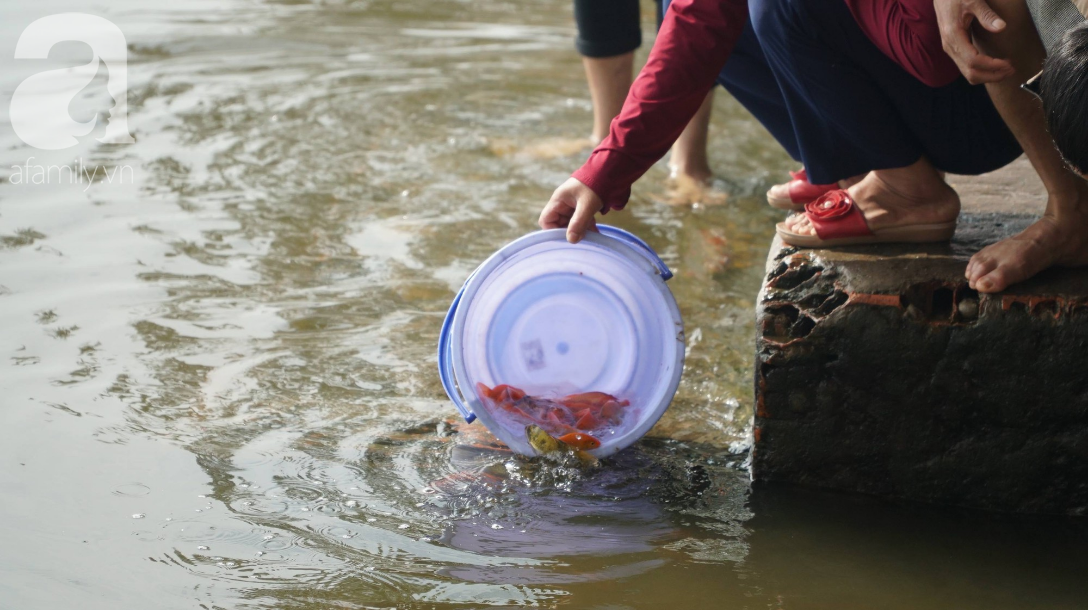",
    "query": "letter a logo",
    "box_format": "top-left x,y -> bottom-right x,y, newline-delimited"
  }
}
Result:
10,13 -> 136,150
